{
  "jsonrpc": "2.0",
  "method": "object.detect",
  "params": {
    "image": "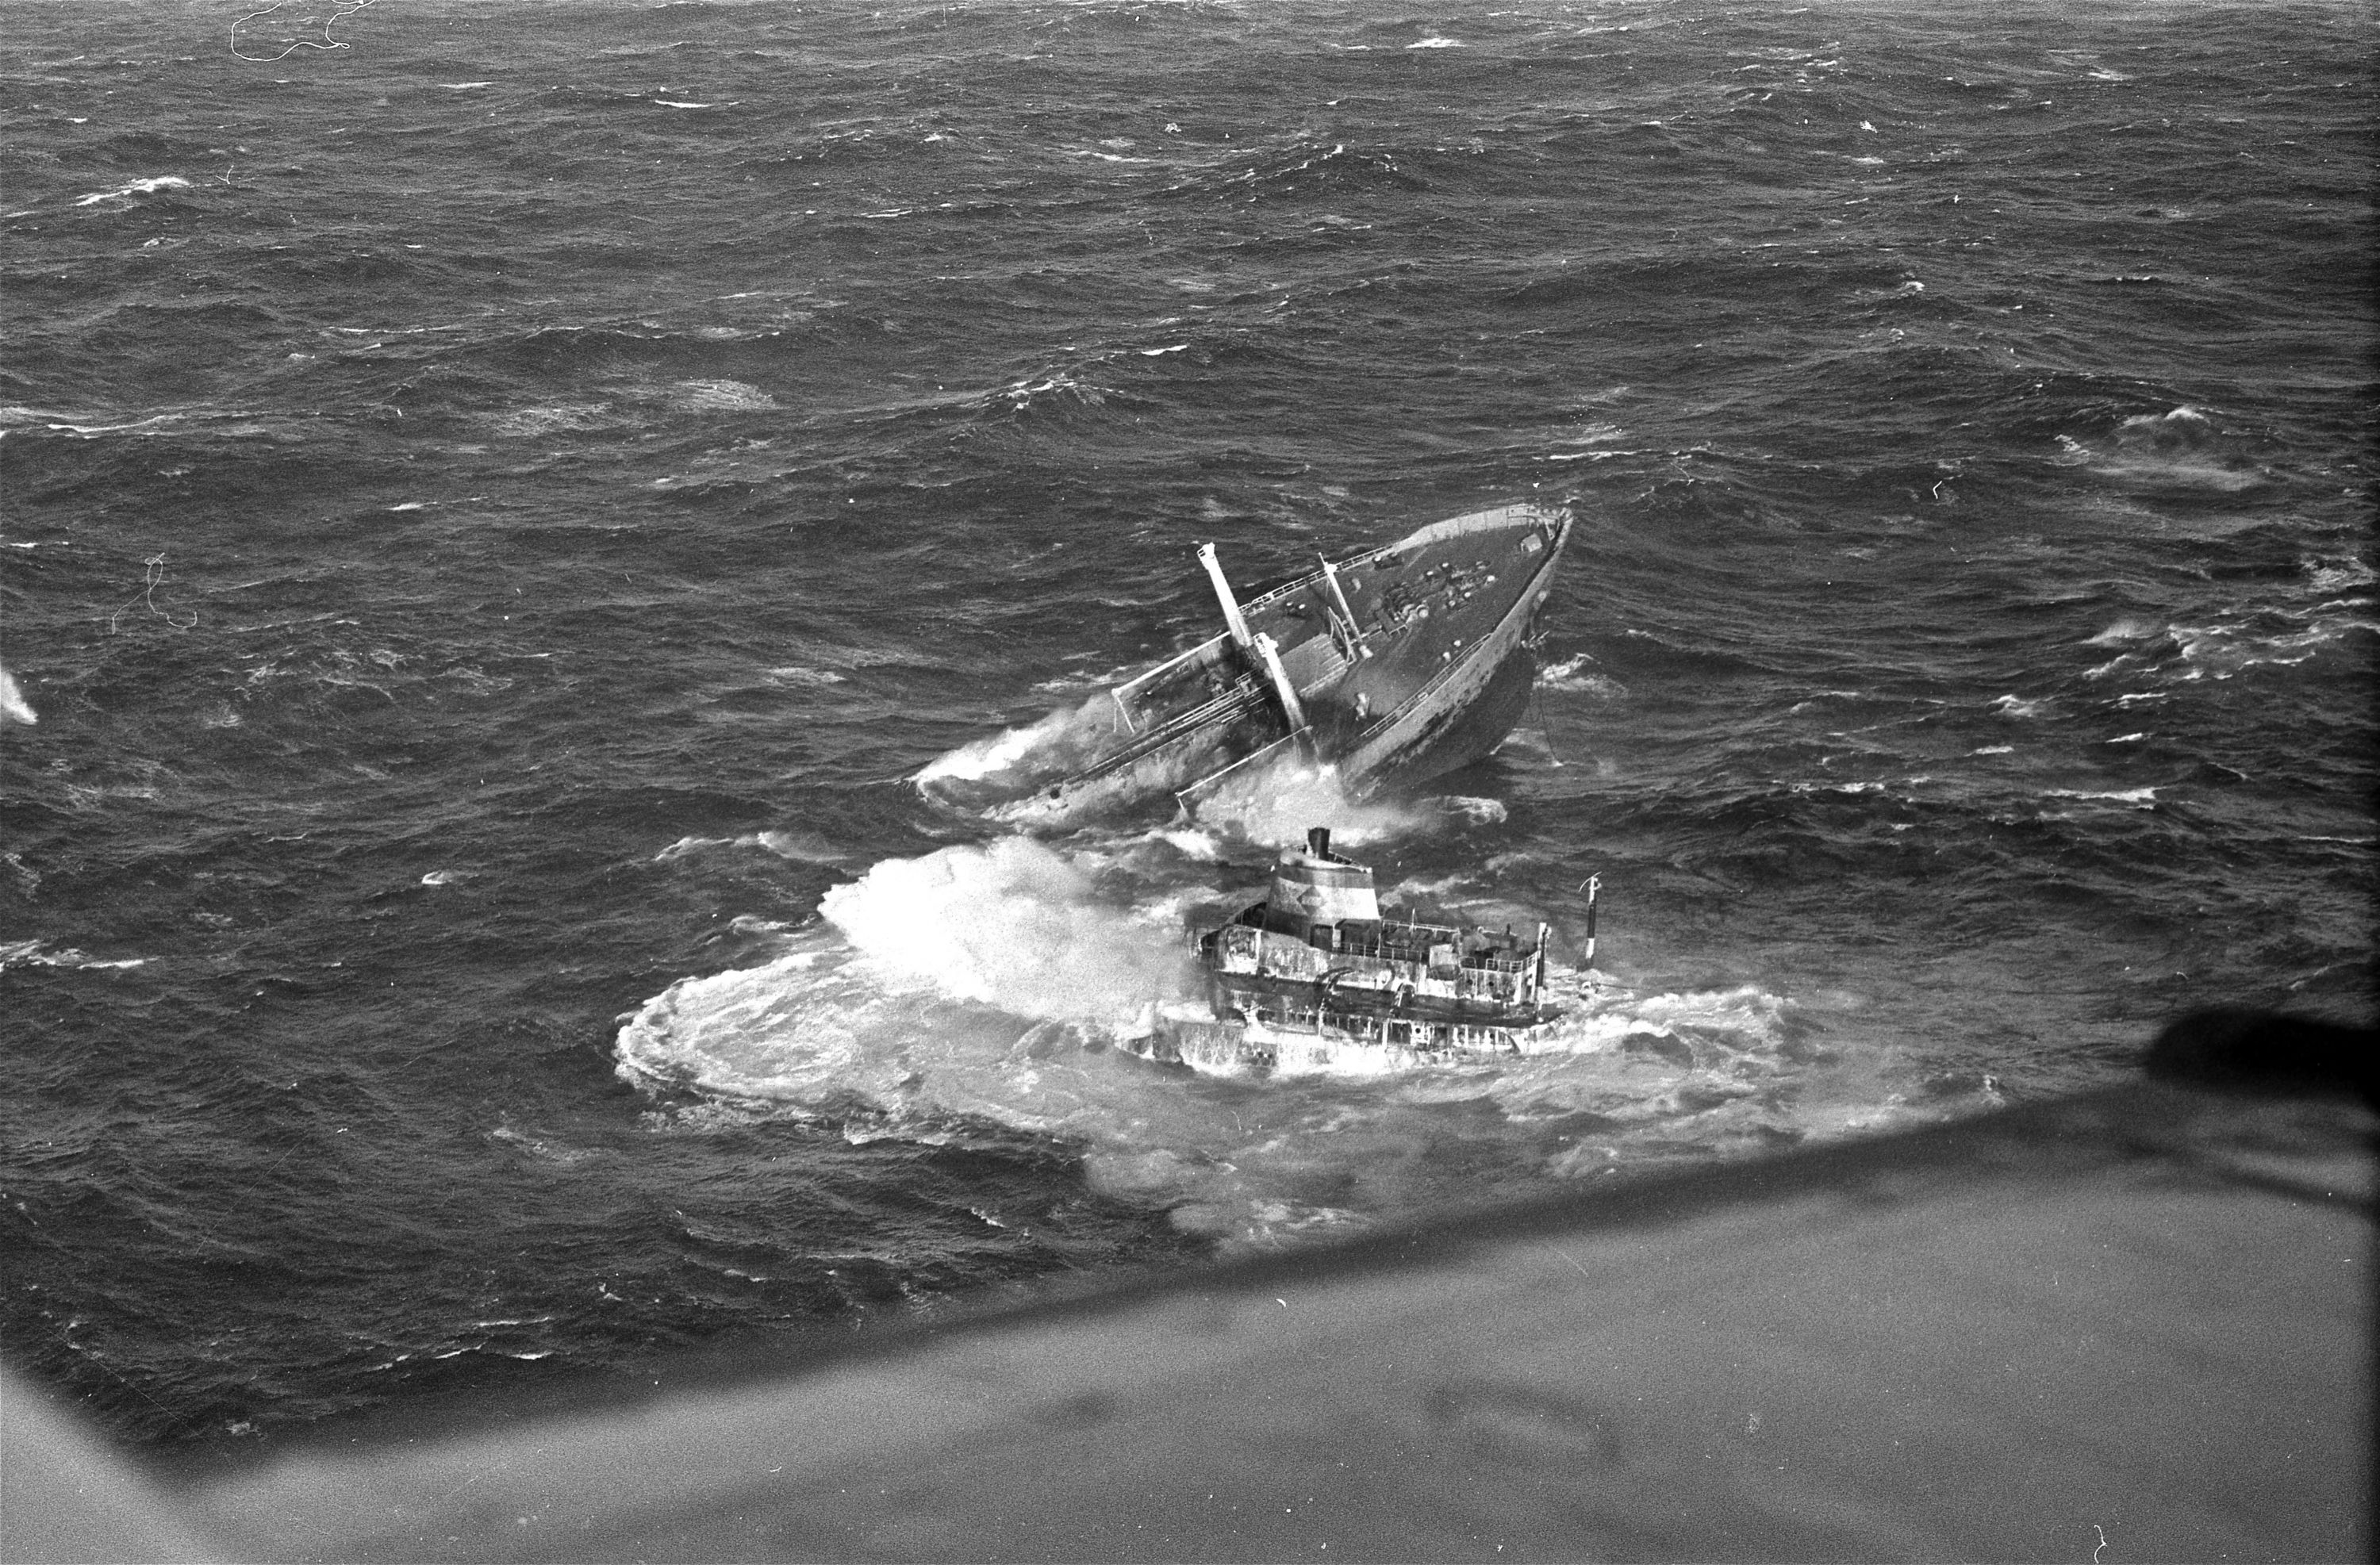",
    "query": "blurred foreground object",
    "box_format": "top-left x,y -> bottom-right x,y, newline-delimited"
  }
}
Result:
7,1009 -> 2370,1562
